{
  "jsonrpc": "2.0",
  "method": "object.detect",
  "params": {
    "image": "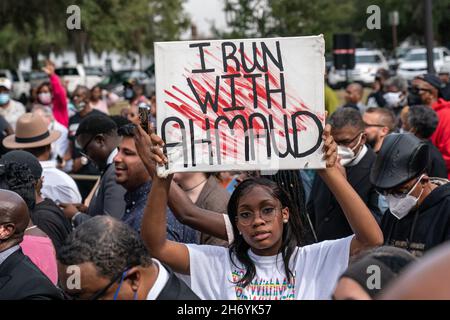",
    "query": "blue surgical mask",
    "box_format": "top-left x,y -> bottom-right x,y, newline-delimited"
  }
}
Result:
0,93 -> 10,105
